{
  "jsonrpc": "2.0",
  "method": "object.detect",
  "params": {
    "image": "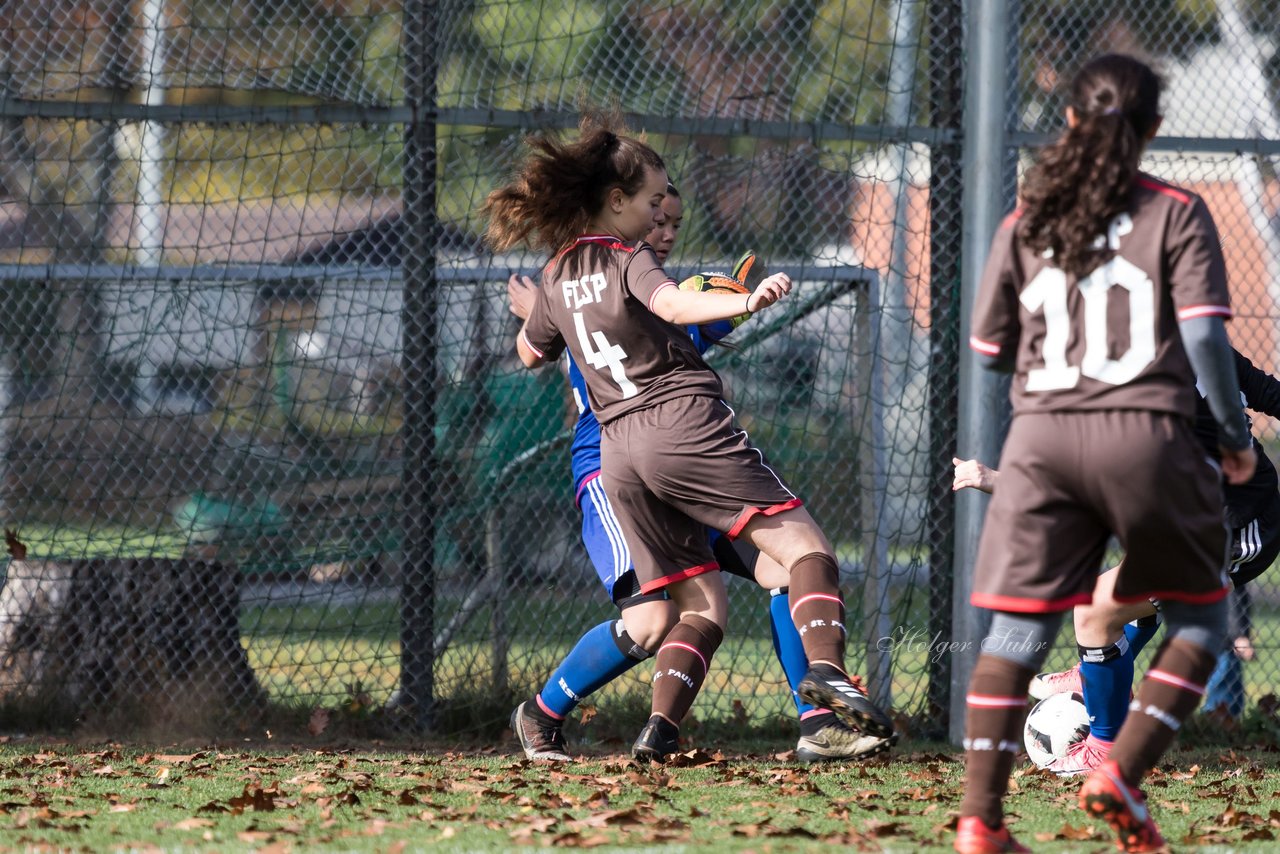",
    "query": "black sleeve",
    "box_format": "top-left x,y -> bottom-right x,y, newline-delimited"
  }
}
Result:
1235,348 -> 1280,419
